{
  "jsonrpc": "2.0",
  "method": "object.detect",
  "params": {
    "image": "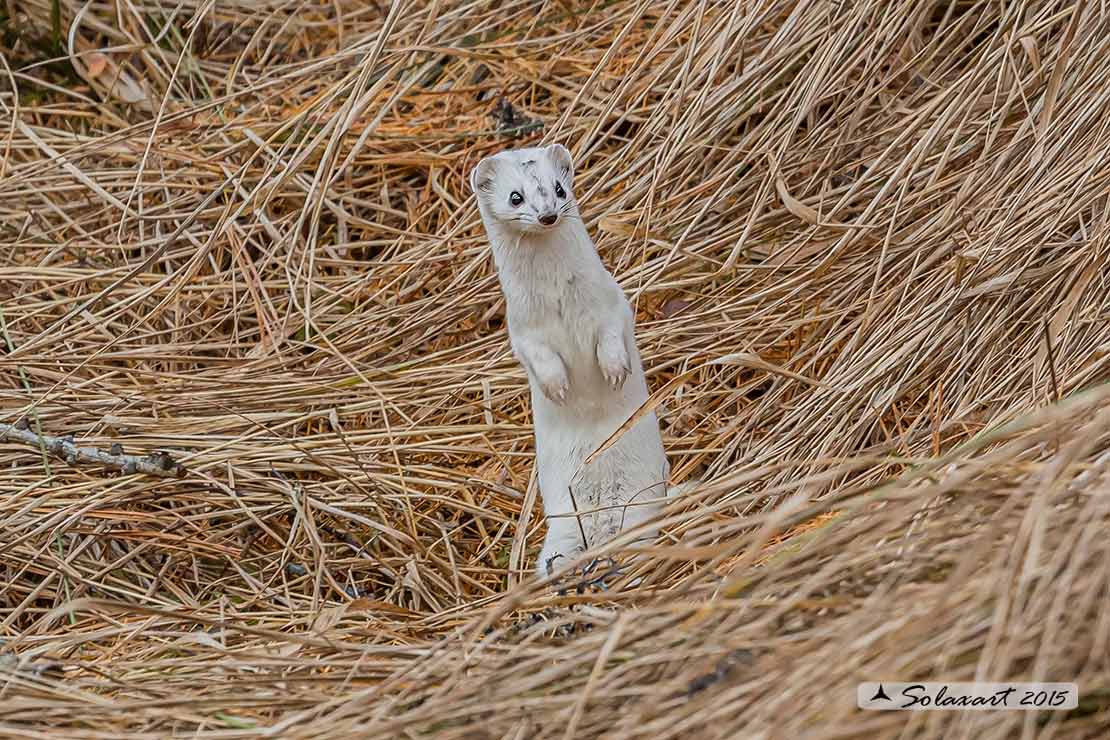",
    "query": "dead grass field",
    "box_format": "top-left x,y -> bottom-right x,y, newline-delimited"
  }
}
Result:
2,0 -> 1110,737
